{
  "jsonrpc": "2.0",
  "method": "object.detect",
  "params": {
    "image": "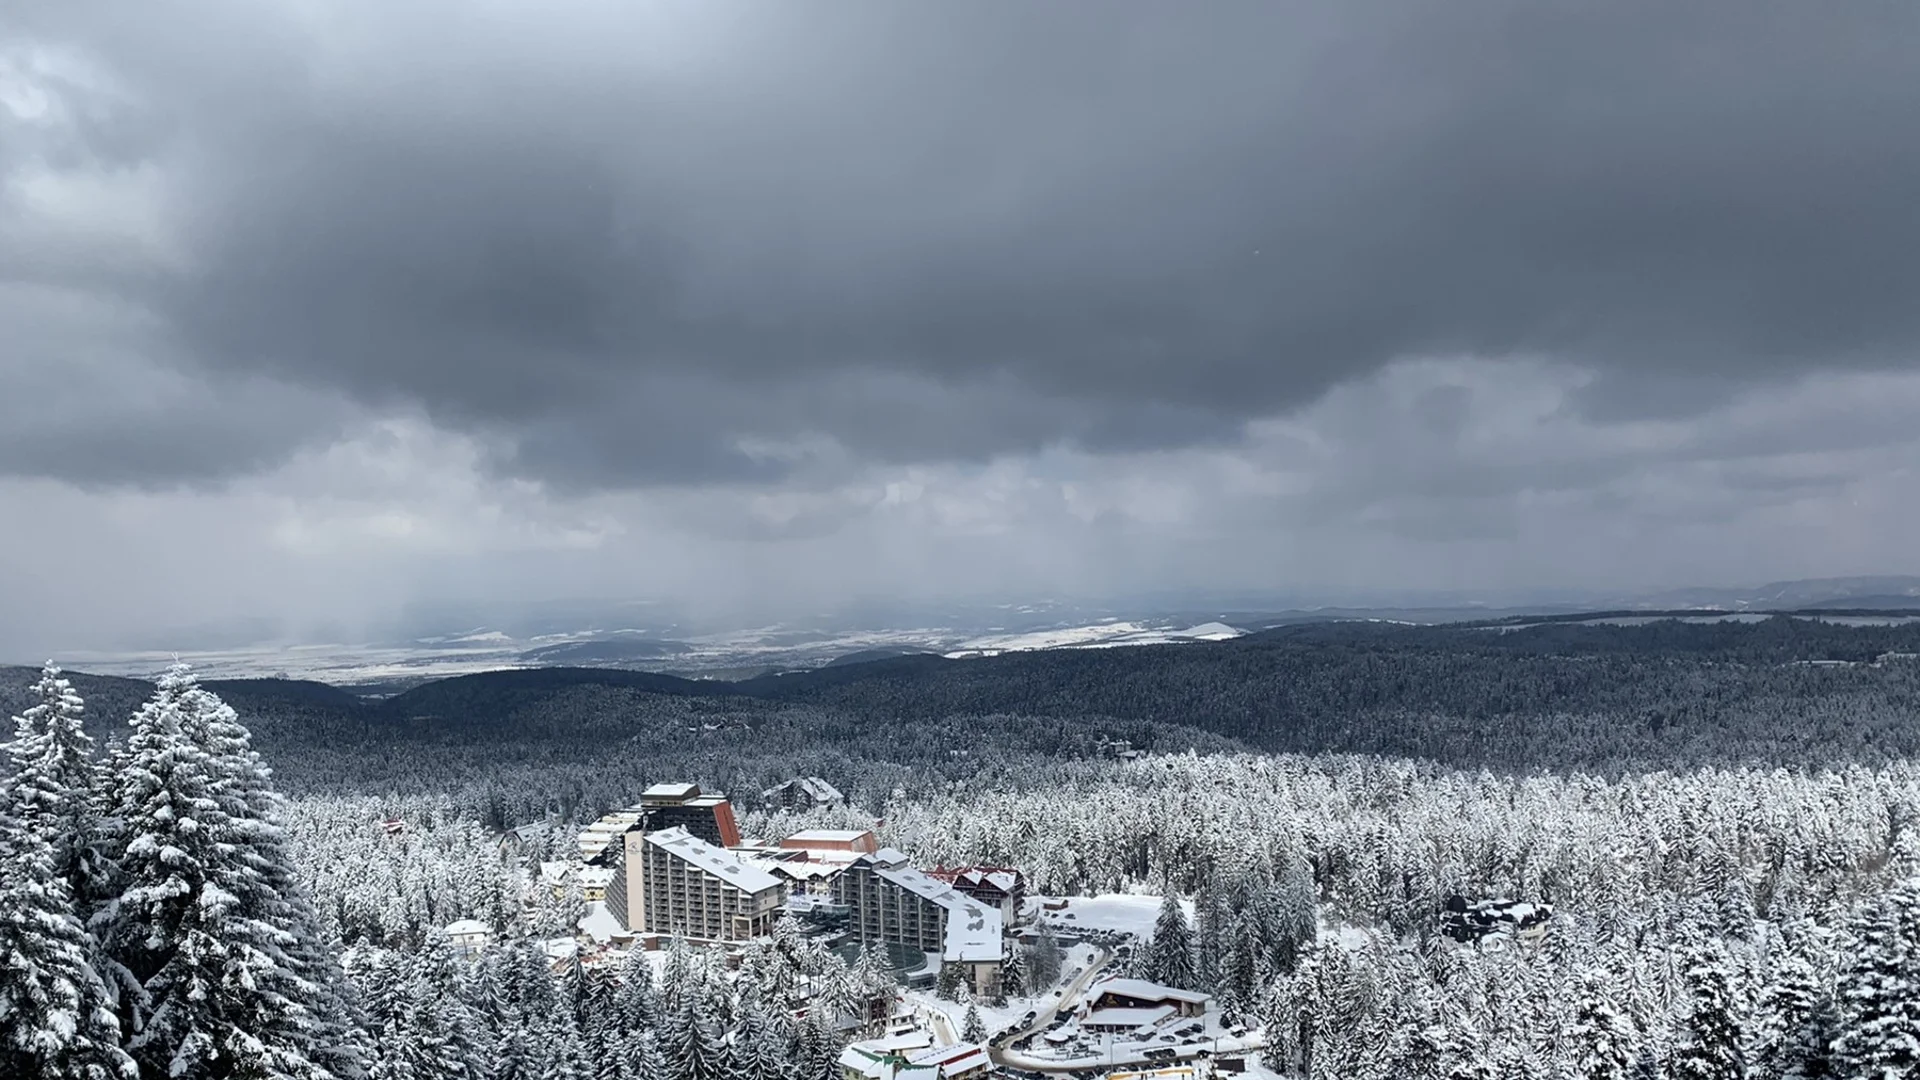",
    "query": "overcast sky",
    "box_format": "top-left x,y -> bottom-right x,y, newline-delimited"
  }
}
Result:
5,1 -> 1920,652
